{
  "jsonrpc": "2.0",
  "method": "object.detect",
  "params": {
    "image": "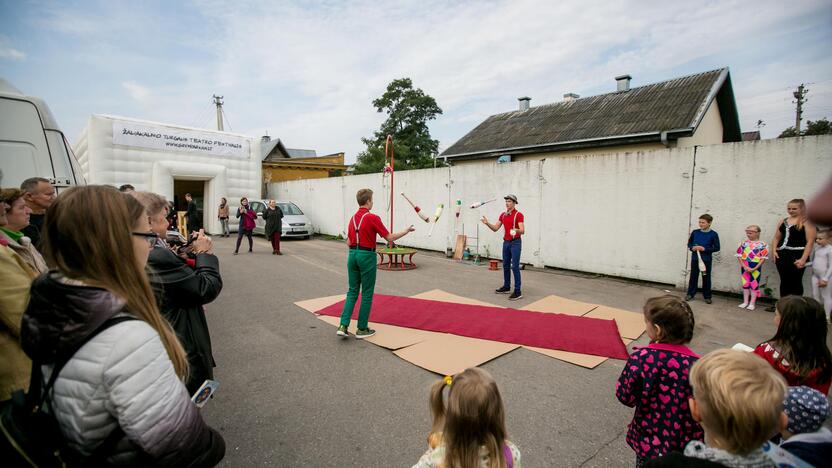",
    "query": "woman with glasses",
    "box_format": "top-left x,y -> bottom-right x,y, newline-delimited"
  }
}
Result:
21,186 -> 225,466
130,191 -> 223,395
